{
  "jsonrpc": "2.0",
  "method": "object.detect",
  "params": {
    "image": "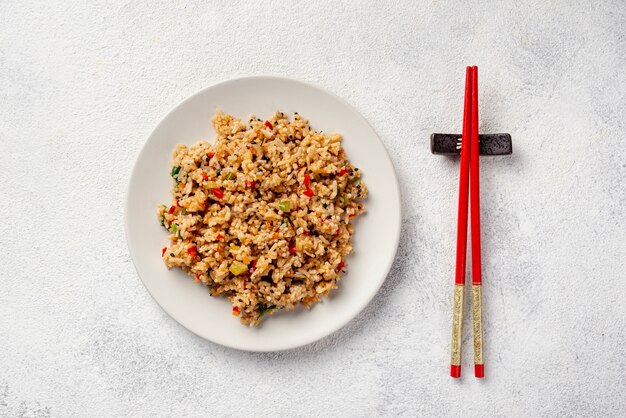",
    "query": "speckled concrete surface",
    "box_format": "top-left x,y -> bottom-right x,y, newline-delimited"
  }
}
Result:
1,1 -> 625,416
